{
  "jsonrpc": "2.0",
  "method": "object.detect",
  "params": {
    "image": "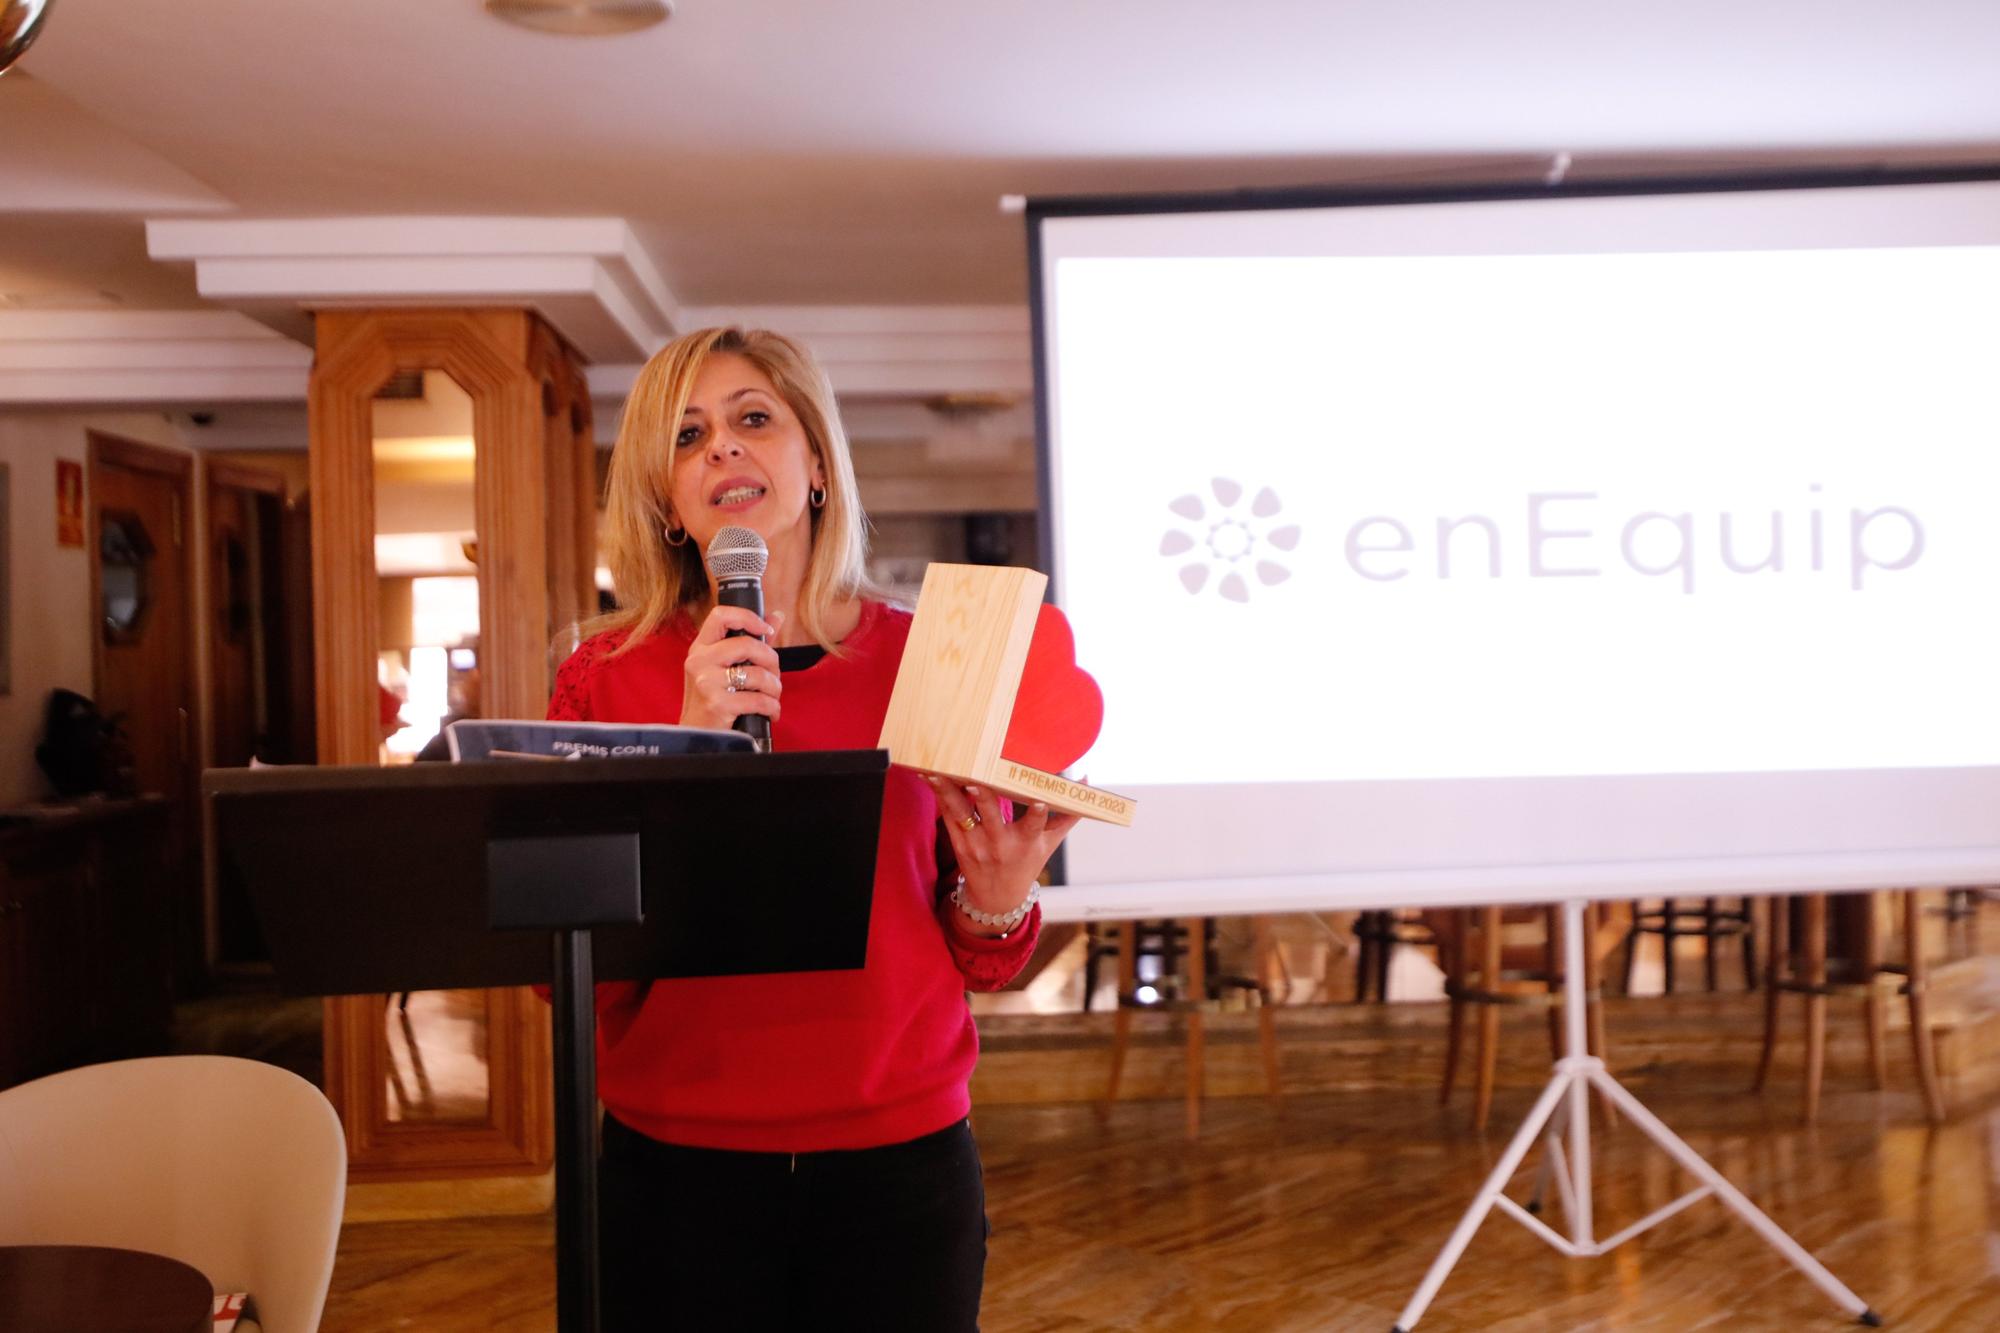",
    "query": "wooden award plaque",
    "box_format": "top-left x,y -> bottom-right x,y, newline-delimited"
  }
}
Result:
878,563 -> 1134,826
